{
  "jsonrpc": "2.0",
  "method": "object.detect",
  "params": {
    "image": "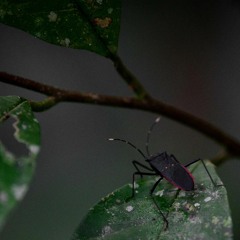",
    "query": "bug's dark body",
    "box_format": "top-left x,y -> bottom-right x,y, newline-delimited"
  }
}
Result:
147,152 -> 194,191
